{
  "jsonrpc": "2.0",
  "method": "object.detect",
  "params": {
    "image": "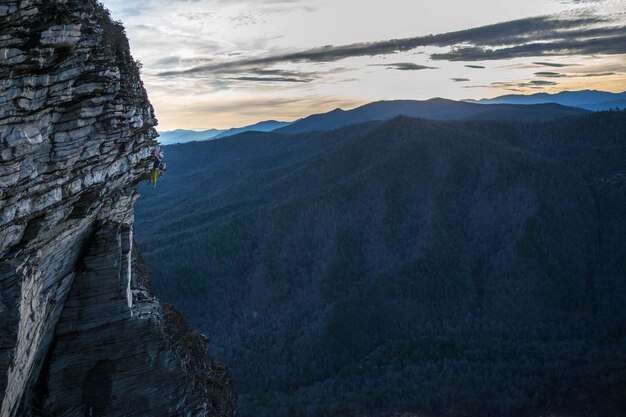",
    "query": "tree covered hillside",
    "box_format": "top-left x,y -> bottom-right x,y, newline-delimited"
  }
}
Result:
134,111 -> 626,417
